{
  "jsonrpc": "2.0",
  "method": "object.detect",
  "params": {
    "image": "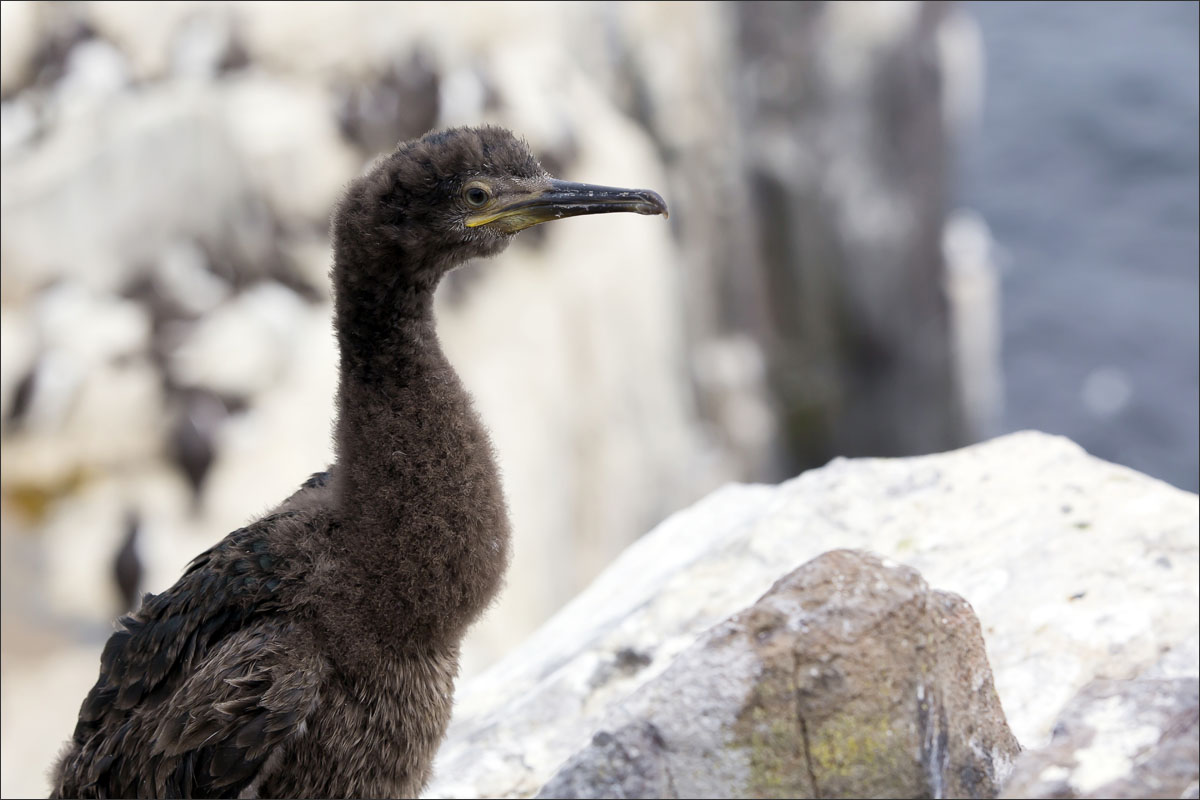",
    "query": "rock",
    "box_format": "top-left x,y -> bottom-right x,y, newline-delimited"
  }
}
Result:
0,643 -> 119,800
334,49 -> 441,156
427,432 -> 1198,798
539,721 -> 675,800
1,68 -> 342,302
169,10 -> 246,80
197,299 -> 338,537
536,550 -> 1019,799
431,53 -> 722,675
33,283 -> 150,375
0,284 -> 162,490
168,281 -> 309,397
0,306 -> 36,426
1,2 -> 997,703
579,0 -> 996,475
943,210 -> 1003,439
1001,676 -> 1199,799
0,6 -> 1175,798
153,239 -> 231,317
217,71 -> 360,223
735,1 -> 979,465
36,473 -> 152,621
0,81 -> 266,300
52,37 -> 131,120
5,2 -> 726,685
690,334 -> 778,466
588,2 -> 778,481
1,94 -> 40,152
0,0 -> 40,95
